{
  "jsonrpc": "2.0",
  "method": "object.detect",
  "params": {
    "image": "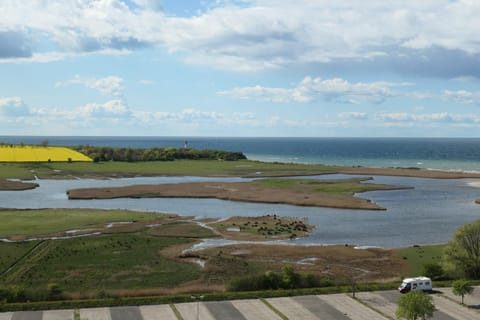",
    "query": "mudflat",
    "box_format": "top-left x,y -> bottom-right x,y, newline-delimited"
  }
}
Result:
0,178 -> 38,191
